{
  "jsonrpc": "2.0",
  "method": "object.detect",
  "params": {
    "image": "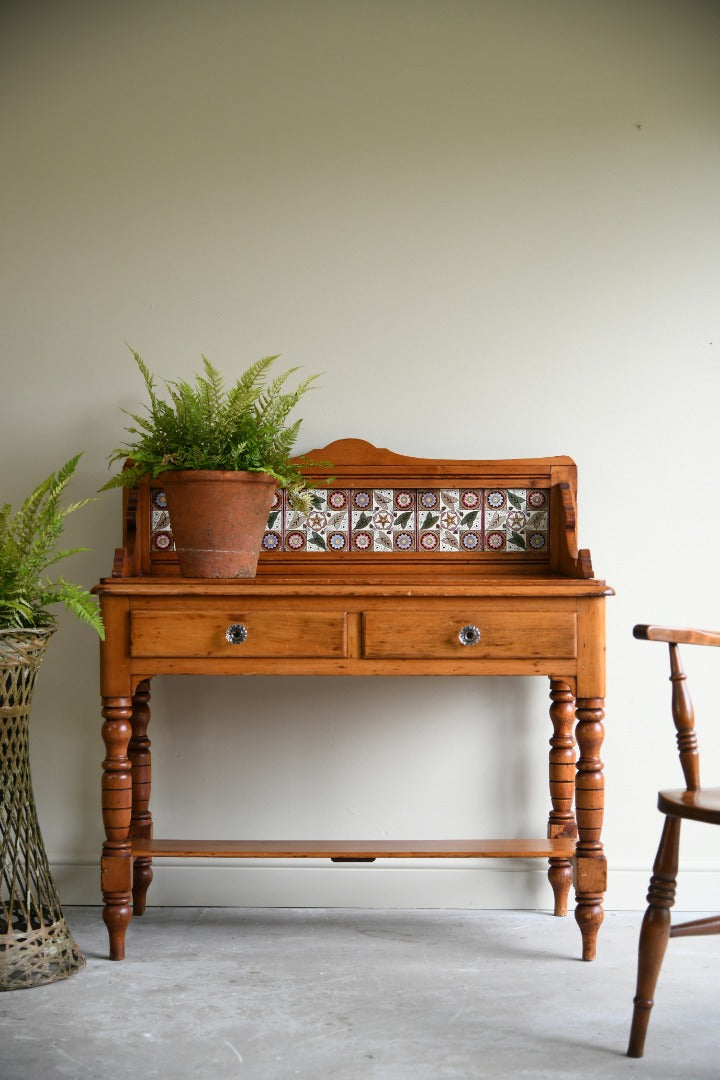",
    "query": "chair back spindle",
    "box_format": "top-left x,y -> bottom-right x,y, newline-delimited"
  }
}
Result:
668,642 -> 700,791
